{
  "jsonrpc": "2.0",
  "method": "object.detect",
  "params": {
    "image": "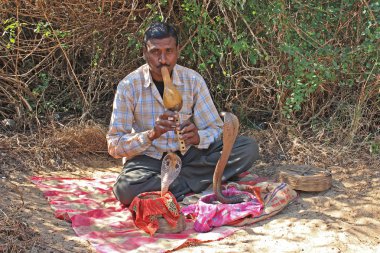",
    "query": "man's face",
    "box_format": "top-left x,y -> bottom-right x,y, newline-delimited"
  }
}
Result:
143,36 -> 179,81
